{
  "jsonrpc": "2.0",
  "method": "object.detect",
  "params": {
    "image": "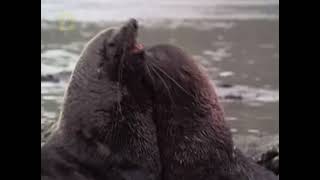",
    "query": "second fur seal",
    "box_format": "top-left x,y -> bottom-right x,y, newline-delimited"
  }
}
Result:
141,34 -> 279,180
